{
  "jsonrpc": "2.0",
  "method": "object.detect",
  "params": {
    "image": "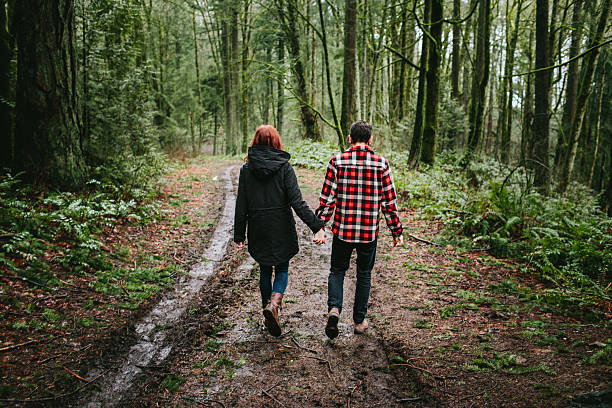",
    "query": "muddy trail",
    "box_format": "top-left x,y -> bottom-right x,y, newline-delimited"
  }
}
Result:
55,162 -> 609,408
72,163 -> 416,407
